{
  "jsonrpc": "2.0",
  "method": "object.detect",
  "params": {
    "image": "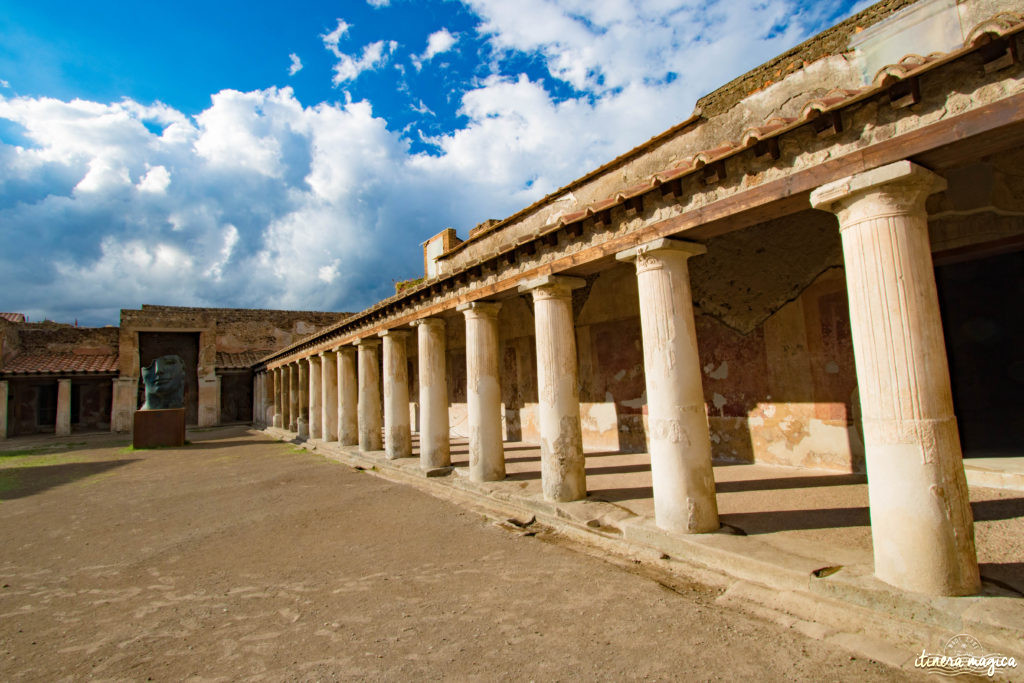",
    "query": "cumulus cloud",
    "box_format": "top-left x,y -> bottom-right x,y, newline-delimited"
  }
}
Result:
288,53 -> 303,76
0,1 -> 859,325
367,0 -> 390,6
413,28 -> 458,70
